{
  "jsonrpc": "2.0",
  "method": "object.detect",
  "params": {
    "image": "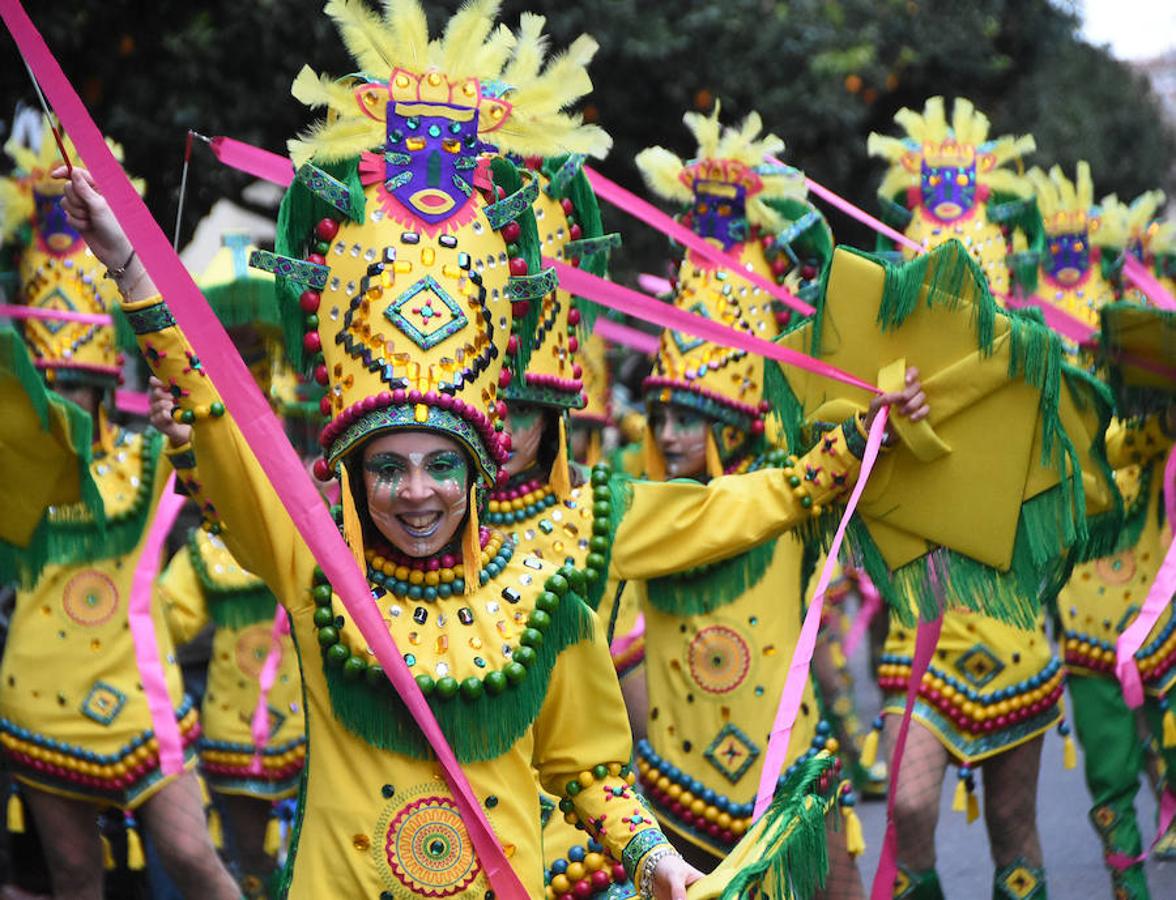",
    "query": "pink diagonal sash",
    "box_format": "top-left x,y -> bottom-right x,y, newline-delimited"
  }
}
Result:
128,472 -> 186,775
843,570 -> 883,659
753,408 -> 890,819
250,606 -> 291,774
1124,254 -> 1176,311
1,4 -> 525,894
593,317 -> 660,354
0,303 -> 113,326
583,166 -> 815,316
801,175 -> 925,256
